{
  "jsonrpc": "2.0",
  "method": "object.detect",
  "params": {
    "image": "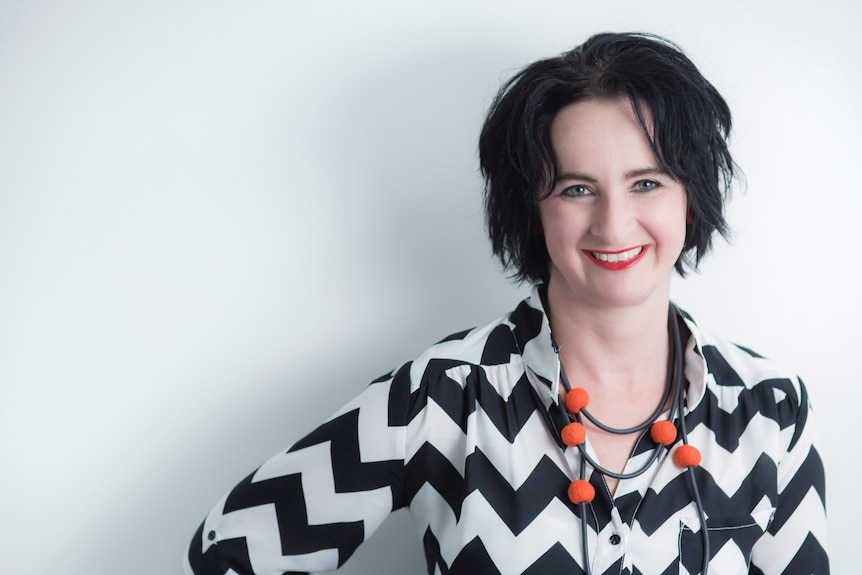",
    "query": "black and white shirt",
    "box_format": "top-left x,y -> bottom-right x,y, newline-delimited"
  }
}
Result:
185,286 -> 828,574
